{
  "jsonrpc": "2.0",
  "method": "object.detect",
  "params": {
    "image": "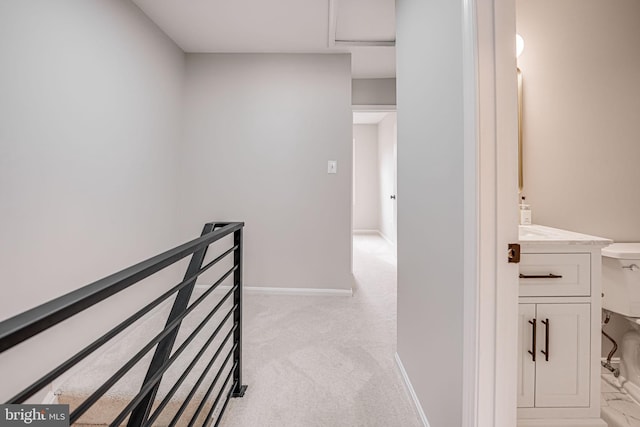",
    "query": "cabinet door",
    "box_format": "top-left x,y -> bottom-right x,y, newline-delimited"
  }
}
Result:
517,304 -> 536,408
534,303 -> 590,408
